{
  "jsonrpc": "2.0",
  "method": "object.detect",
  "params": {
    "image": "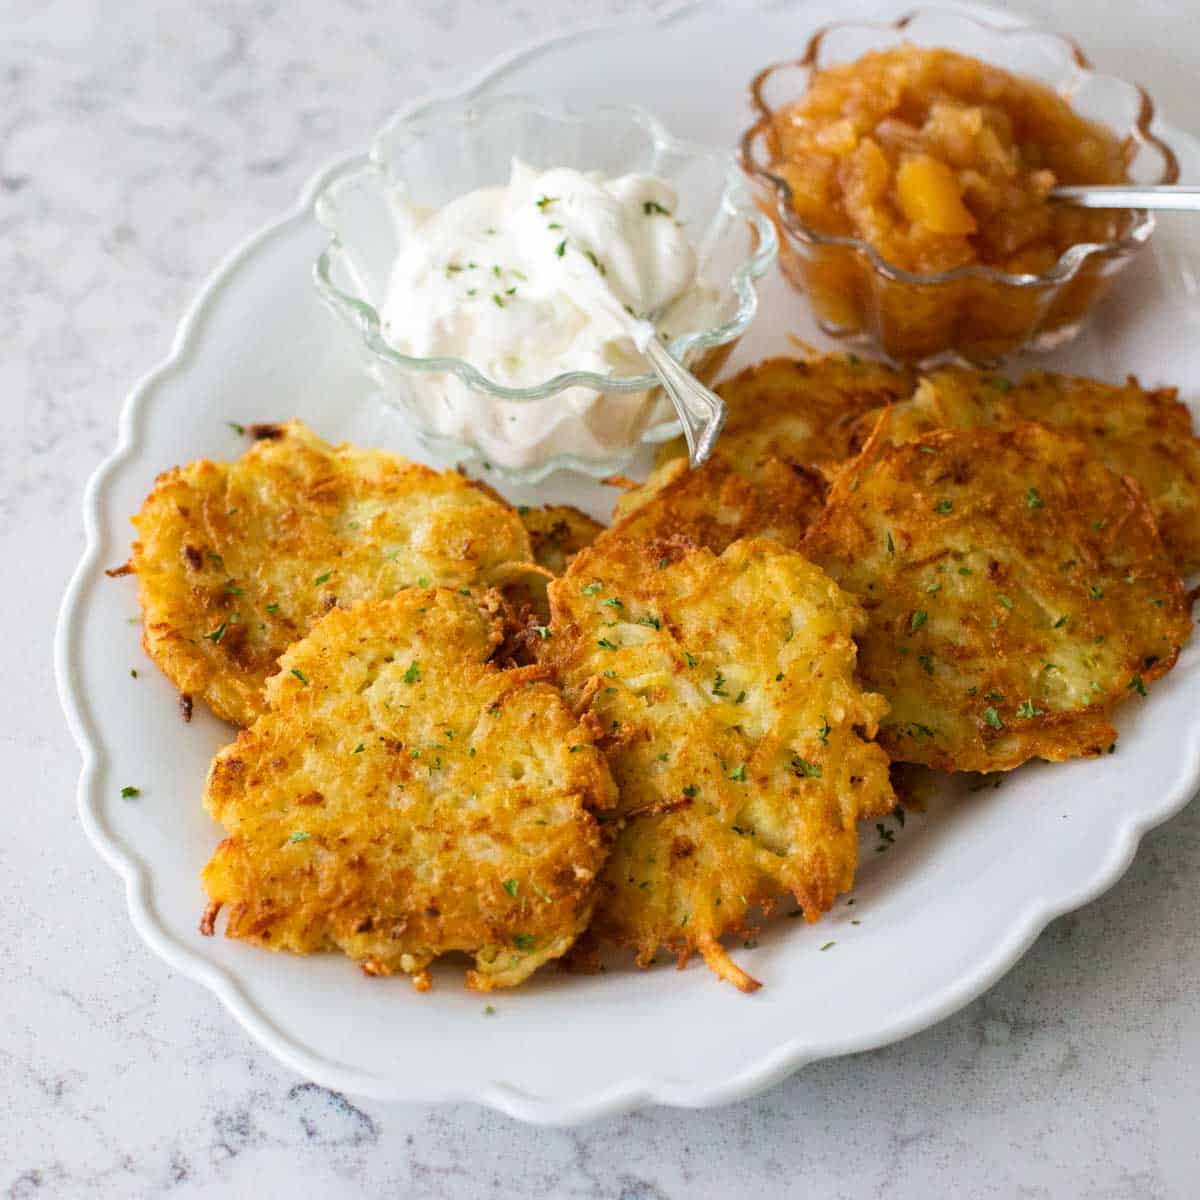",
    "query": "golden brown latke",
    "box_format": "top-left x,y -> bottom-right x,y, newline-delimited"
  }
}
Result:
602,454 -> 824,556
129,421 -> 534,726
656,353 -> 914,473
540,536 -> 894,990
201,587 -> 617,991
849,366 -> 1200,575
803,419 -> 1192,773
